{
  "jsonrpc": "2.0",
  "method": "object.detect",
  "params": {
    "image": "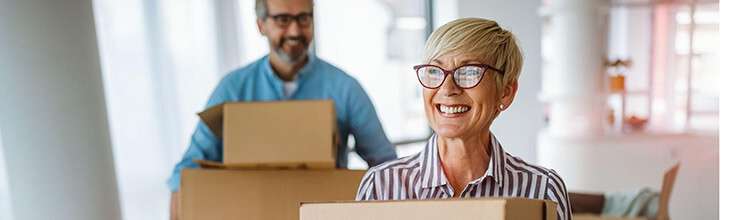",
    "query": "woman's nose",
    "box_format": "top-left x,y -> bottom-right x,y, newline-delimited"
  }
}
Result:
436,74 -> 462,96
